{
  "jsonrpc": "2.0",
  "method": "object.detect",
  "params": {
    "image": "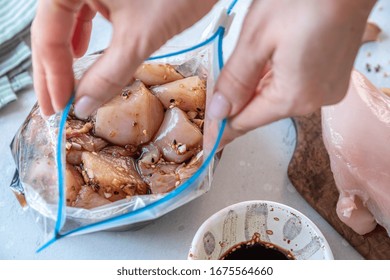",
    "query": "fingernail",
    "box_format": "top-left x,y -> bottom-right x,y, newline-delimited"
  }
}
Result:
208,92 -> 231,120
52,103 -> 63,114
40,111 -> 50,121
74,96 -> 99,119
